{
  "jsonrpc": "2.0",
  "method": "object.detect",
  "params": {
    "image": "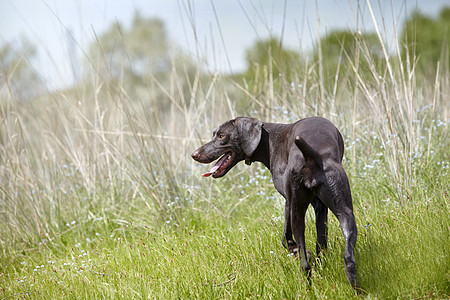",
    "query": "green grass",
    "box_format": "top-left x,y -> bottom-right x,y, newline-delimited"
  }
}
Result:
1,175 -> 448,299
